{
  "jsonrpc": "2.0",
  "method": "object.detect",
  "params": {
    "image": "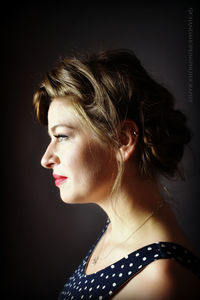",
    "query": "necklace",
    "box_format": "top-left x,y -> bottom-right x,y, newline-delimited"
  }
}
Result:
91,200 -> 165,265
